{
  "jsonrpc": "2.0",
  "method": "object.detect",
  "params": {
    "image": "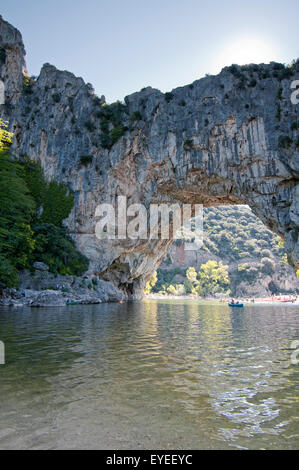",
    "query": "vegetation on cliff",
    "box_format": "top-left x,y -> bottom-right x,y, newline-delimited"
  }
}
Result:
0,120 -> 88,288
